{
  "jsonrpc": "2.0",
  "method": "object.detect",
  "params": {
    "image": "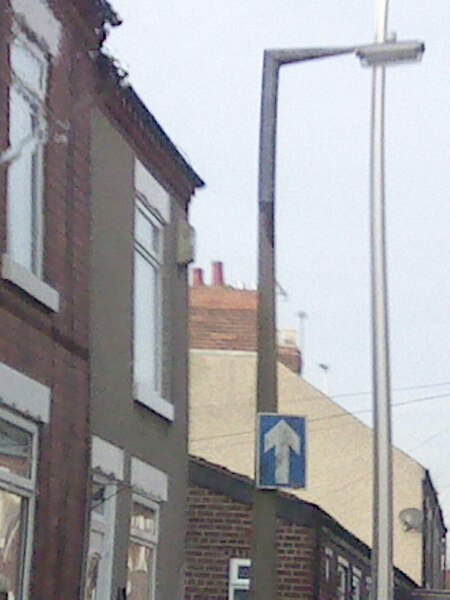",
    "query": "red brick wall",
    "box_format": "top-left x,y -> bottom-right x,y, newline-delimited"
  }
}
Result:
189,264 -> 302,373
0,1 -> 101,597
190,284 -> 258,352
185,485 -> 316,600
186,470 -> 414,600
